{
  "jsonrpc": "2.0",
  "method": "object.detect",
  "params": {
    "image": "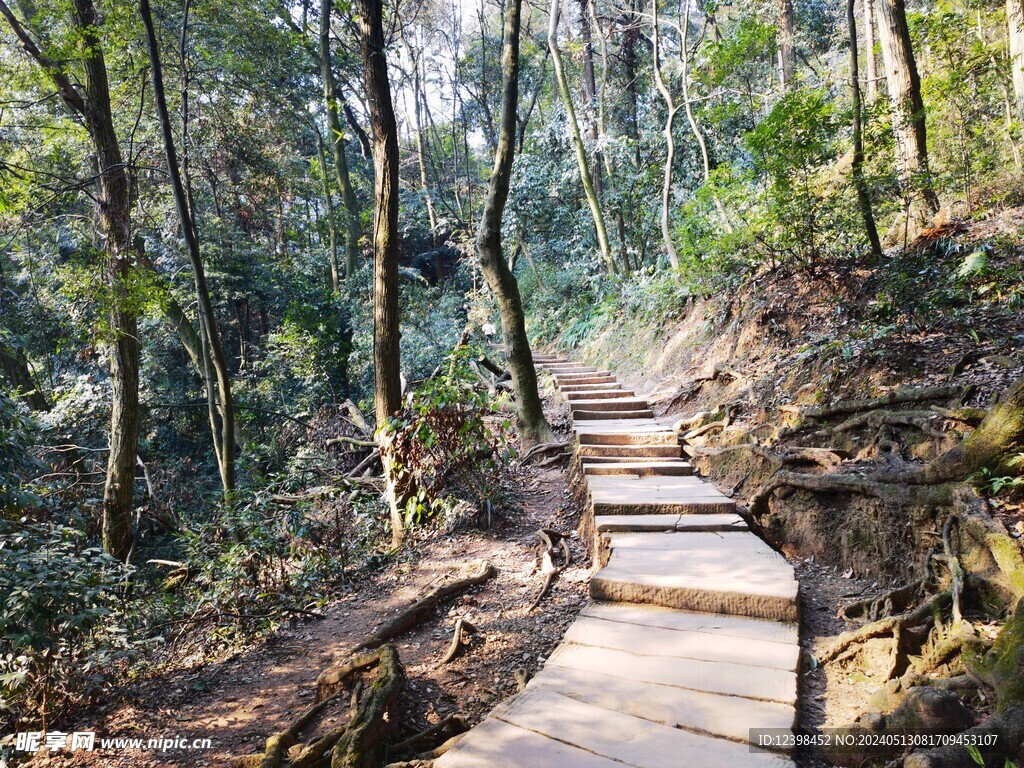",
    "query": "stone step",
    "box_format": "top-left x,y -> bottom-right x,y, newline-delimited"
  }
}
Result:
594,513 -> 746,533
526,665 -> 797,750
580,601 -> 799,645
556,378 -> 617,388
584,460 -> 693,476
563,615 -> 799,671
547,642 -> 798,705
546,365 -> 602,374
578,444 -> 682,458
554,371 -> 614,381
492,688 -> 794,768
587,475 -> 735,515
577,431 -> 678,446
591,534 -> 798,622
559,382 -> 630,392
569,397 -> 650,412
564,389 -> 635,401
433,718 -> 626,768
573,409 -> 655,421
